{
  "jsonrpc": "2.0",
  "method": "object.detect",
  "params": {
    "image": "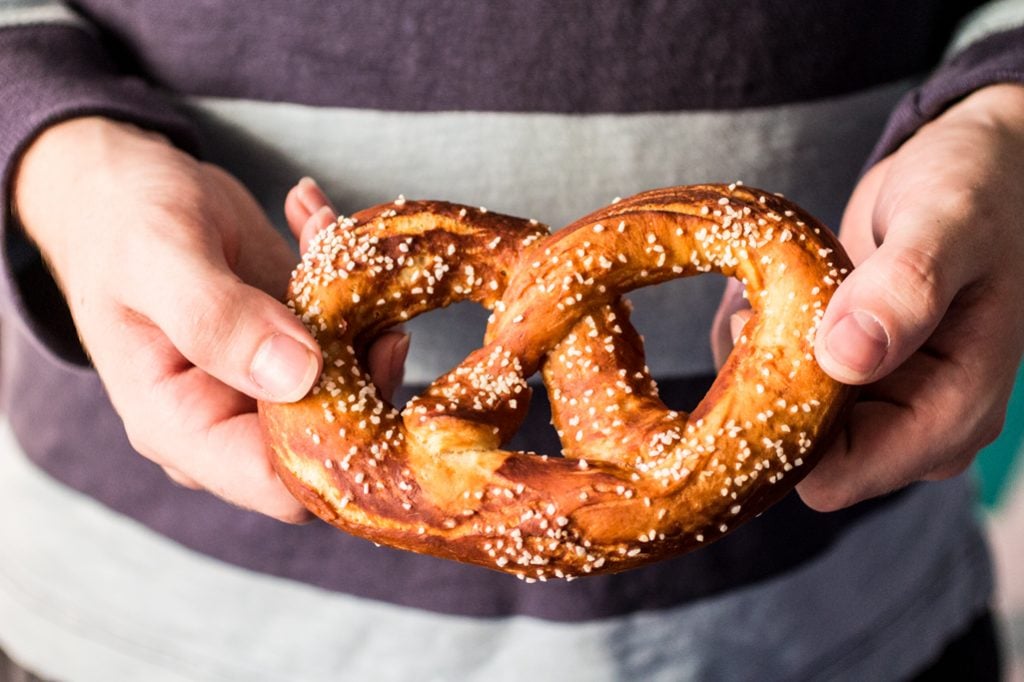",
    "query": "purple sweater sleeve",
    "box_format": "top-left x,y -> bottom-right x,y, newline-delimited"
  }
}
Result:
0,20 -> 199,363
0,20 -> 200,209
866,24 -> 1024,167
